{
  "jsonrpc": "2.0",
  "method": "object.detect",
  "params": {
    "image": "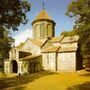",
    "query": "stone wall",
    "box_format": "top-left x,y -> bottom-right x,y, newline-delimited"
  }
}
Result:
21,40 -> 41,55
57,52 -> 76,71
20,56 -> 42,74
42,53 -> 56,71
